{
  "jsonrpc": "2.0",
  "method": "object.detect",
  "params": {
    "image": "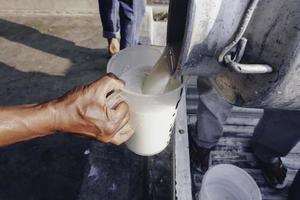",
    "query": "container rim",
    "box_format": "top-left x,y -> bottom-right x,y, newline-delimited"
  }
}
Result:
107,45 -> 187,97
201,164 -> 262,200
